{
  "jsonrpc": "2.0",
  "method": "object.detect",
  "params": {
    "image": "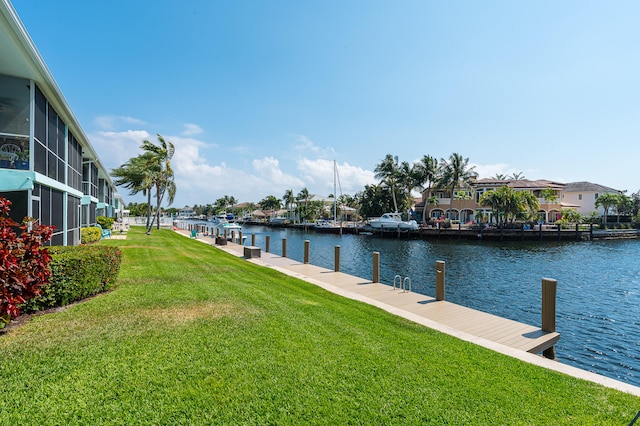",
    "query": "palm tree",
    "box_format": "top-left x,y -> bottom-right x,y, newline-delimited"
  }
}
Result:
509,172 -> 525,180
540,188 -> 558,205
141,134 -> 176,233
480,186 -> 539,225
111,152 -> 157,229
374,154 -> 400,212
515,190 -> 540,222
595,192 -> 619,226
438,153 -> 478,220
493,173 -> 507,180
282,189 -> 294,221
414,155 -> 439,224
296,187 -> 311,222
